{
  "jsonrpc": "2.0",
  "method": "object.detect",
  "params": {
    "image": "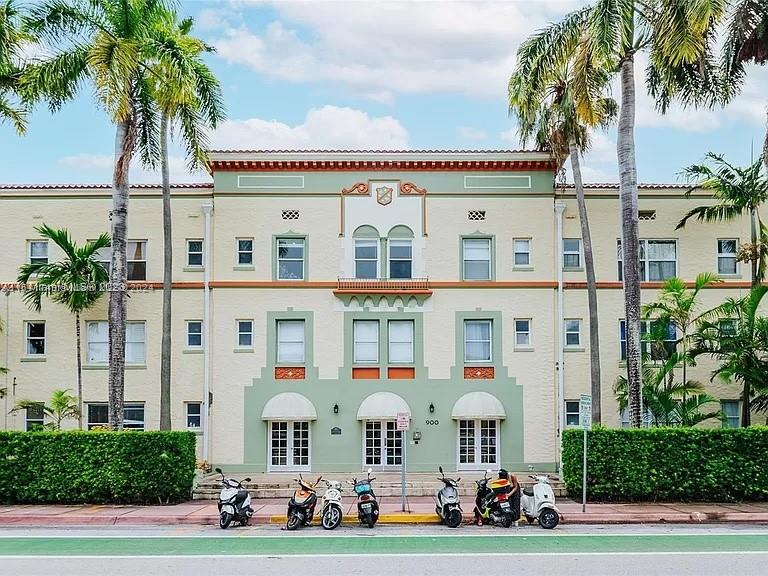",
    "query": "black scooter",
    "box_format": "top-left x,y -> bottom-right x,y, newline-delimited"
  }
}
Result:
351,468 -> 379,528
